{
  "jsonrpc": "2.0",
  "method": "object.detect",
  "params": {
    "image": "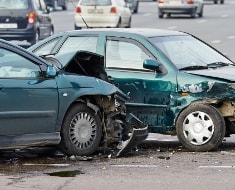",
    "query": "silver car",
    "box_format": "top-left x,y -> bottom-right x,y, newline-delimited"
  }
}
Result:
158,0 -> 204,18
